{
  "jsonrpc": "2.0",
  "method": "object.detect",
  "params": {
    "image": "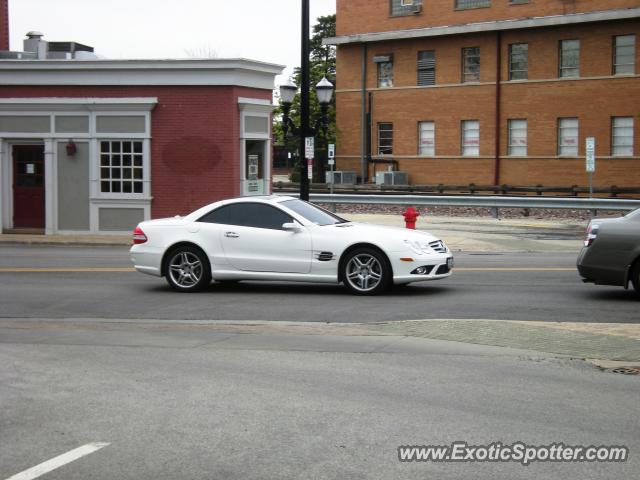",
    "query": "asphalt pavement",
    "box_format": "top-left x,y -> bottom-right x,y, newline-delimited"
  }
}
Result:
1,215 -> 638,480
1,321 -> 638,480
